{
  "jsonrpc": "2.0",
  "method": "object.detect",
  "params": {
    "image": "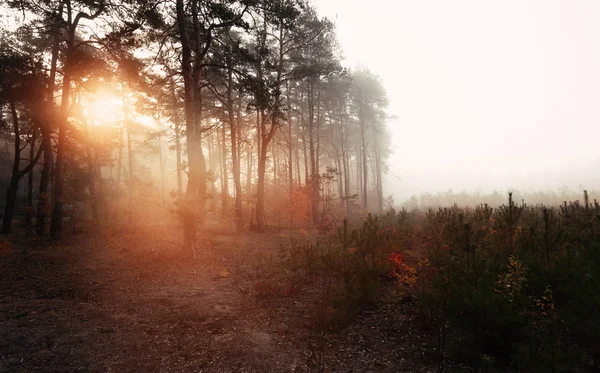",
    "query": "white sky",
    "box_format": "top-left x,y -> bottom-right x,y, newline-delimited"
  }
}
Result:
315,0 -> 600,201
